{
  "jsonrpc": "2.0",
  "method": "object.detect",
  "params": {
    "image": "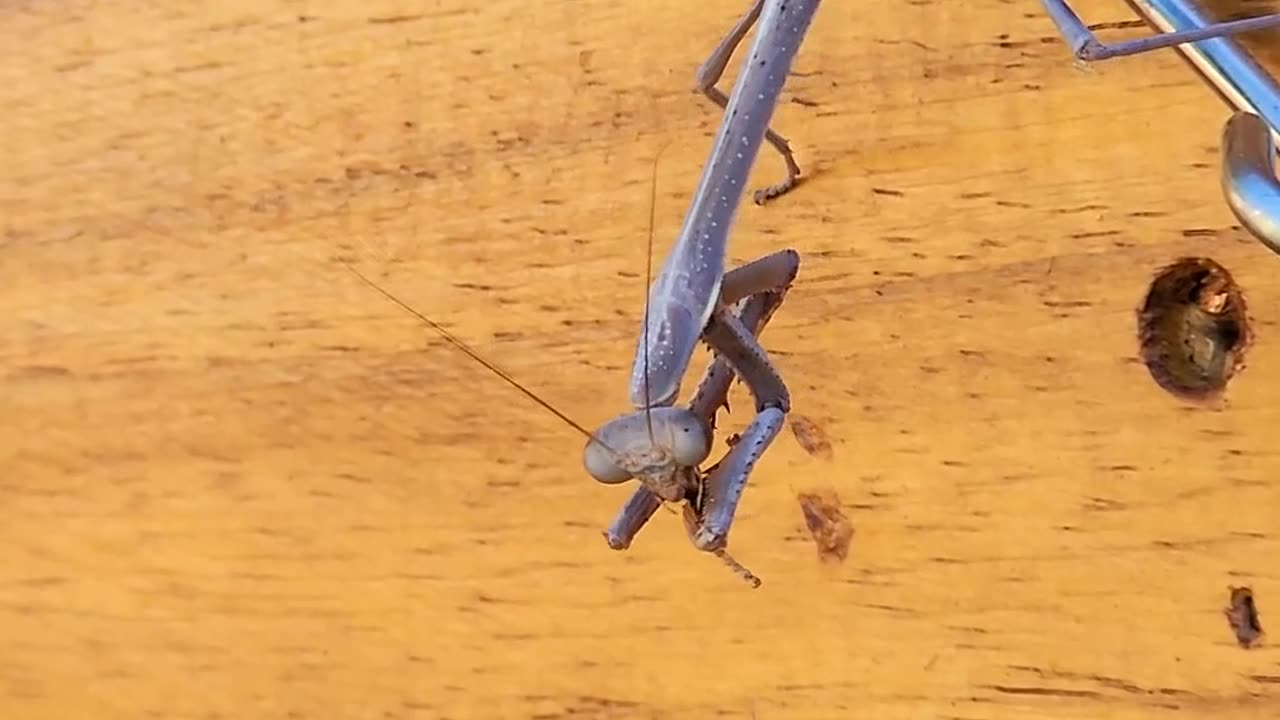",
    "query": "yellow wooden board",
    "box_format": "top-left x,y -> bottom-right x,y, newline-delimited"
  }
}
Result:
3,1 -> 1279,718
